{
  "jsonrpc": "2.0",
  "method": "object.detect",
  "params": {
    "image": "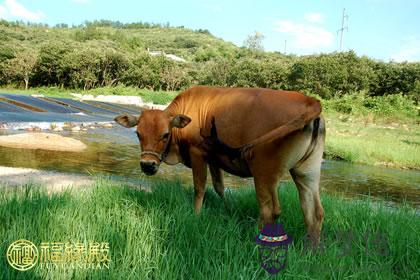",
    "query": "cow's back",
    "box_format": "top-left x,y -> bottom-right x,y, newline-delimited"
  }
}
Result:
167,86 -> 321,147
